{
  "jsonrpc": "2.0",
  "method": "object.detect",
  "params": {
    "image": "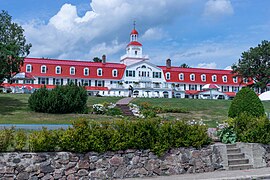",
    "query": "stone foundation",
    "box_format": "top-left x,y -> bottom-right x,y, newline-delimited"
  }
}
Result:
0,146 -> 223,179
